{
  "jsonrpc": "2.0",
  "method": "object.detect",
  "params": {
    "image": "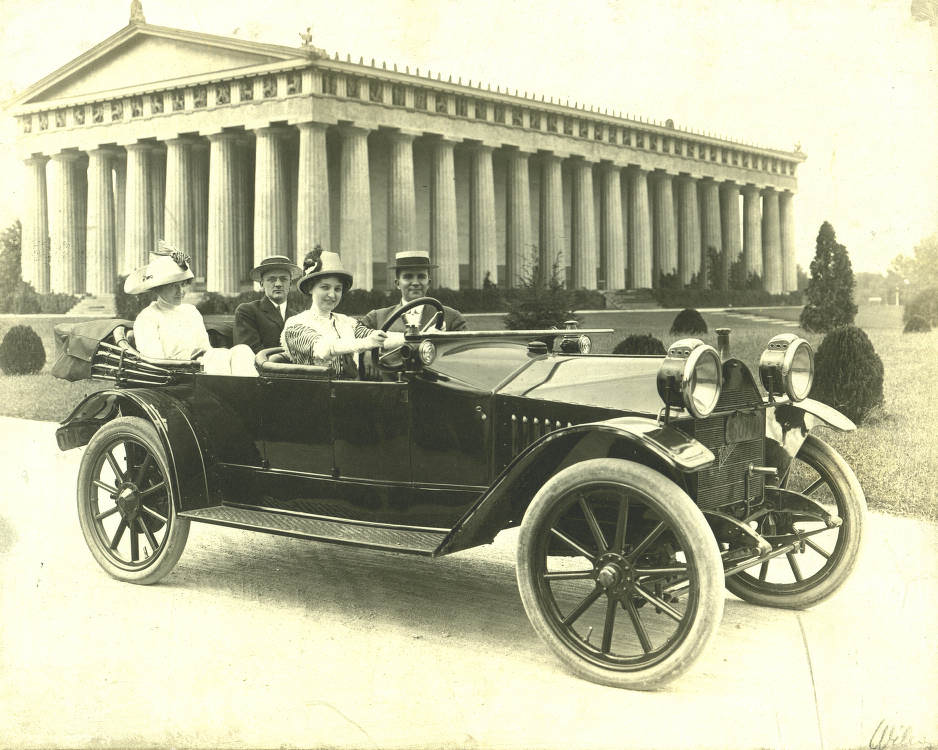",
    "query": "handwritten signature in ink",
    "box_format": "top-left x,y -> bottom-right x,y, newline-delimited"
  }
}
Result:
869,719 -> 934,750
